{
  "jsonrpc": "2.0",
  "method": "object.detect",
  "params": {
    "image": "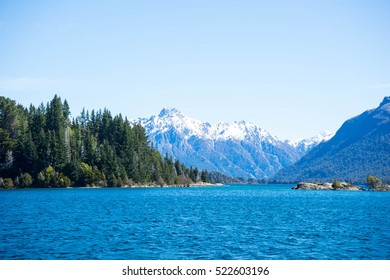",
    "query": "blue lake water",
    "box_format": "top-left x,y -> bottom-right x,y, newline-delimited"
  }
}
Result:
0,184 -> 389,260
